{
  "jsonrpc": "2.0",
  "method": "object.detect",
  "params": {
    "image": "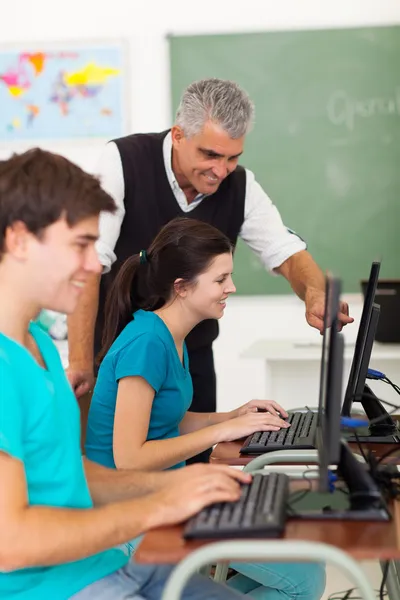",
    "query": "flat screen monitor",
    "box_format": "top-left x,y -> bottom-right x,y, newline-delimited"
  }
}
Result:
316,274 -> 344,492
342,261 -> 381,416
